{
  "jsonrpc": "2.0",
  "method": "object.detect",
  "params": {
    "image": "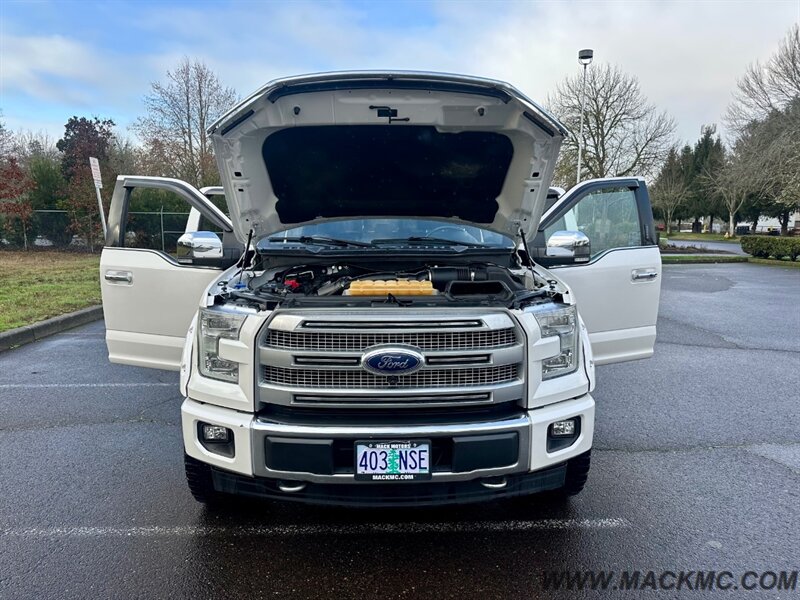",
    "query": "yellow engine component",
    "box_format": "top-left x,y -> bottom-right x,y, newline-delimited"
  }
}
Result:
345,279 -> 436,296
